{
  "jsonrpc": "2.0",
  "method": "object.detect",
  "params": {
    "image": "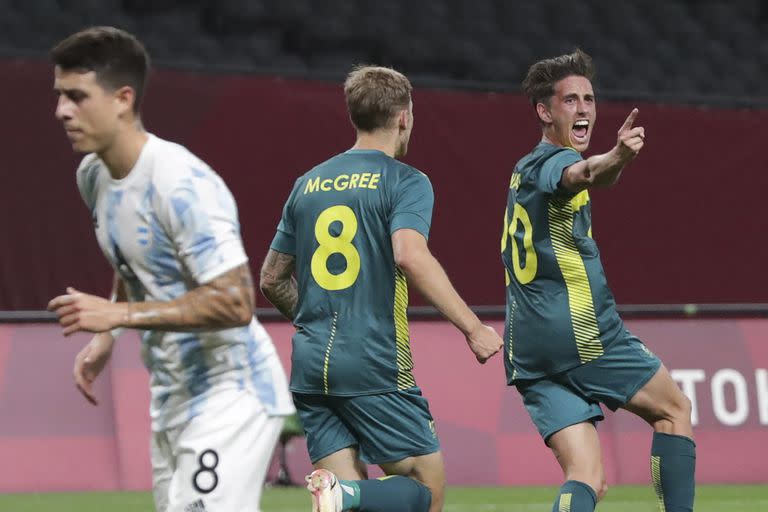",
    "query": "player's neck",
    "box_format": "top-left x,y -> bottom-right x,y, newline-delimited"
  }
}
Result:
99,124 -> 149,180
352,131 -> 398,158
541,132 -> 564,148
